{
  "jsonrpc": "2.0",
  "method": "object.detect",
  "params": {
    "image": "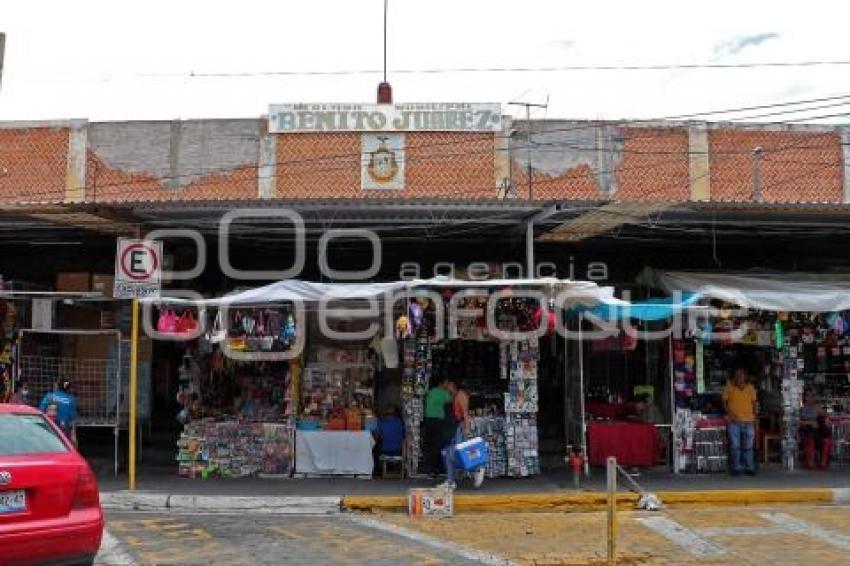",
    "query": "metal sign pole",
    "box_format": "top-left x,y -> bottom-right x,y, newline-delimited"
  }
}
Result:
669,334 -> 678,474
607,456 -> 618,565
128,298 -> 139,491
578,315 -> 589,475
